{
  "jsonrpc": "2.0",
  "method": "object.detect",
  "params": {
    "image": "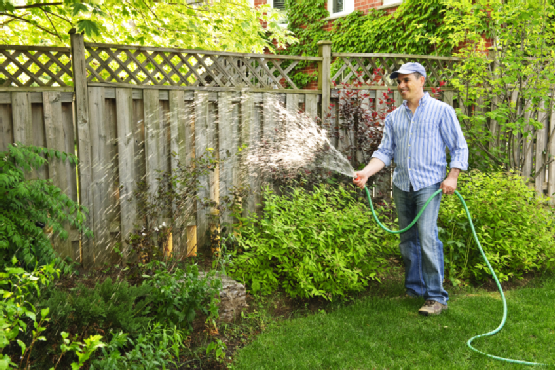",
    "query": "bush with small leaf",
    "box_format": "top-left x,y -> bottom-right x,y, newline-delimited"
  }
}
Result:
141,261 -> 222,330
39,277 -> 154,338
89,324 -> 188,370
1,259 -> 105,369
439,170 -> 555,284
229,184 -> 399,300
